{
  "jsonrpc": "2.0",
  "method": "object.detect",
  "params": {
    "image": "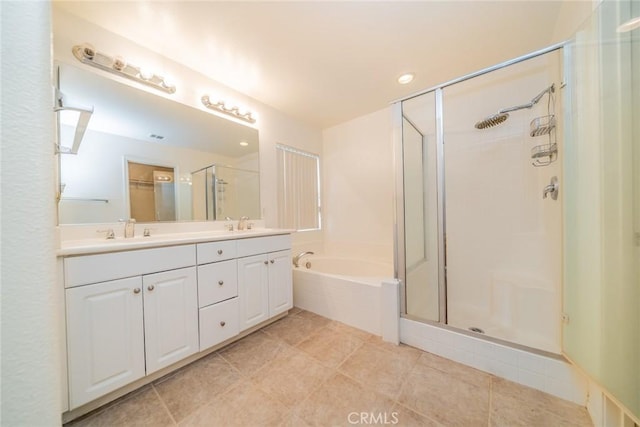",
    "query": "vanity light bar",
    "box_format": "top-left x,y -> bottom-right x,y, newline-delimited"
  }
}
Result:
72,44 -> 176,94
201,95 -> 256,124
